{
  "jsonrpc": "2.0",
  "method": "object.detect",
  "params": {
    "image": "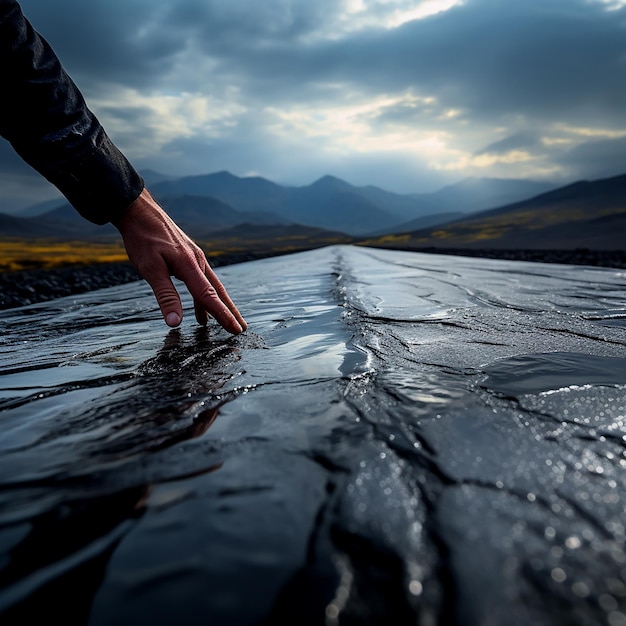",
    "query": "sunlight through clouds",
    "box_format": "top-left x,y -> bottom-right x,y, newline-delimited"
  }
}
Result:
433,148 -> 562,180
432,149 -> 535,172
384,0 -> 466,28
552,124 -> 626,139
330,0 -> 464,36
92,88 -> 247,159
591,0 -> 626,10
264,90 -> 449,157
